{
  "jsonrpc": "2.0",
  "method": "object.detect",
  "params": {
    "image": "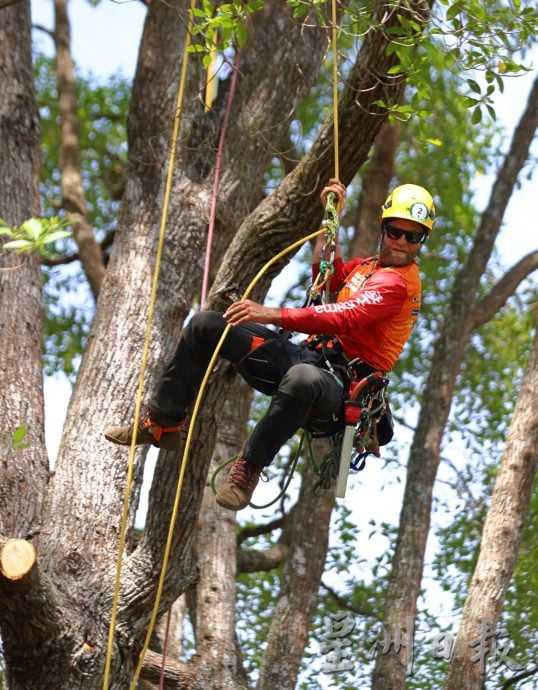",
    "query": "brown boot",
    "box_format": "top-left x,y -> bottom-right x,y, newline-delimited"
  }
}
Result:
215,457 -> 263,511
104,411 -> 188,451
